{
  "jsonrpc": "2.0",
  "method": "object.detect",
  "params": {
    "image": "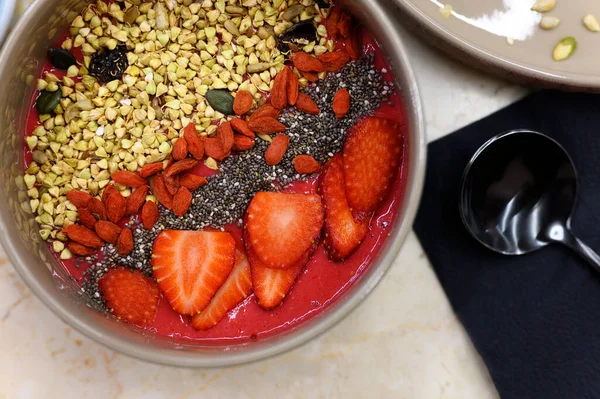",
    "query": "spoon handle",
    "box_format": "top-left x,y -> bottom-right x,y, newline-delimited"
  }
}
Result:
561,229 -> 600,273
